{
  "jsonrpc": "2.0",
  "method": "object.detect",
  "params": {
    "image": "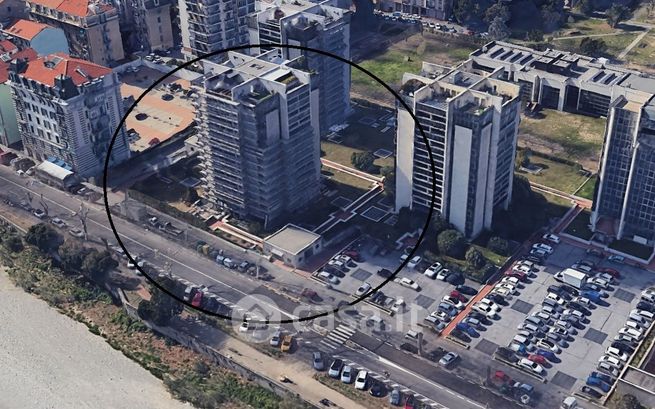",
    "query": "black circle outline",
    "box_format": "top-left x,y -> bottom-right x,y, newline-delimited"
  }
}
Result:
103,43 -> 436,324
